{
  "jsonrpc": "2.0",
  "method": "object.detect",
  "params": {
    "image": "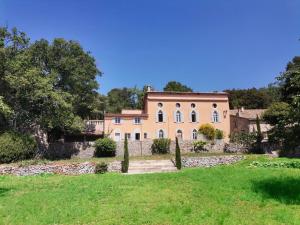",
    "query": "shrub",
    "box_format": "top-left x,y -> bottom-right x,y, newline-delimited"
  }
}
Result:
215,129 -> 224,139
122,135 -> 129,173
229,132 -> 256,147
0,131 -> 37,164
94,162 -> 108,174
175,137 -> 181,170
199,123 -> 215,140
249,161 -> 300,169
94,137 -> 116,157
193,141 -> 207,152
151,138 -> 171,154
